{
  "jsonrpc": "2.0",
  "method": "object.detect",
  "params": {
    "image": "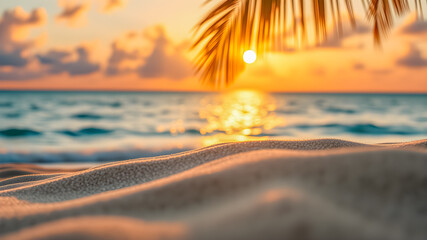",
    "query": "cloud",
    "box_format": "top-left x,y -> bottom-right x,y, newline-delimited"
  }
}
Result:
138,26 -> 192,80
0,7 -> 47,67
56,1 -> 90,27
1,43 -> 100,81
103,0 -> 125,13
106,41 -> 140,76
318,21 -> 370,48
400,14 -> 427,35
396,44 -> 427,68
37,46 -> 100,76
37,50 -> 71,64
0,49 -> 28,67
106,26 -> 193,80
